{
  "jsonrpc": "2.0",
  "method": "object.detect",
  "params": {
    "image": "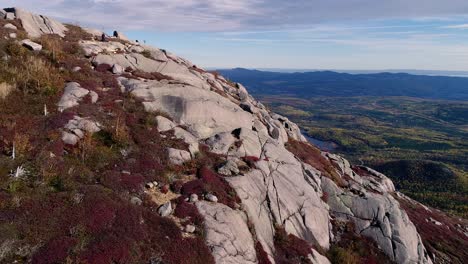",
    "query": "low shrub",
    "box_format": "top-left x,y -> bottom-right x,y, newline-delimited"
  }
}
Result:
180,167 -> 240,208
286,139 -> 345,187
124,69 -> 174,81
63,24 -> 94,42
173,196 -> 204,226
95,63 -> 112,73
256,241 -> 272,264
321,192 -> 329,203
0,41 -> 64,95
327,246 -> 360,264
31,236 -> 77,264
274,226 -> 313,264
